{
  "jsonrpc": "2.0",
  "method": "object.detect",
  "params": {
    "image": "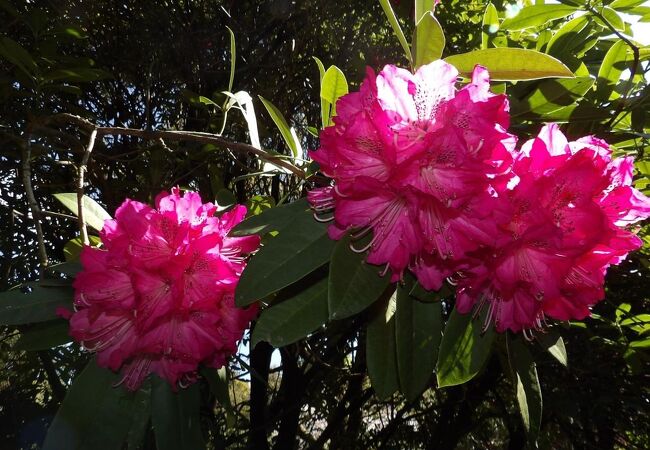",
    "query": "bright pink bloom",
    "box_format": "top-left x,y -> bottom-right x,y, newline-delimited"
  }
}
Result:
67,188 -> 259,390
309,62 -> 515,285
456,124 -> 650,333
